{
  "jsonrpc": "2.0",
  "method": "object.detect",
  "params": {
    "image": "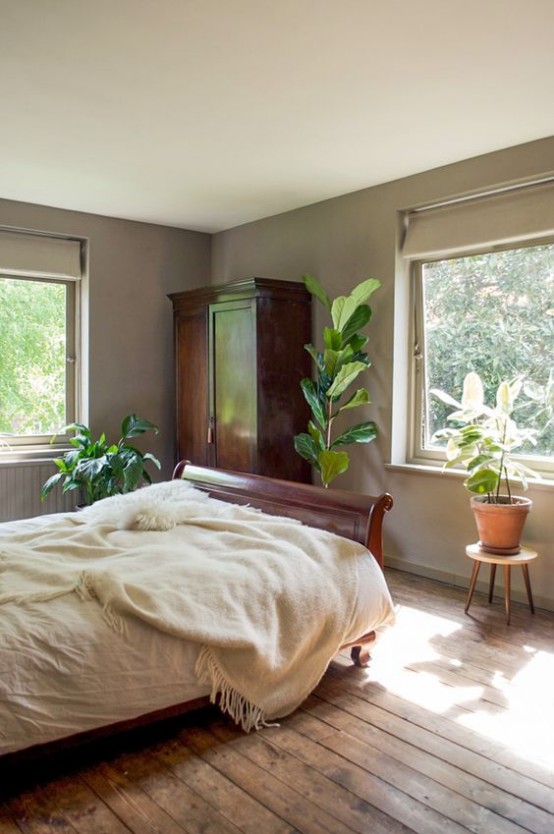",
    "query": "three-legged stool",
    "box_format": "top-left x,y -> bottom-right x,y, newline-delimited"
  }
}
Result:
464,543 -> 538,625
